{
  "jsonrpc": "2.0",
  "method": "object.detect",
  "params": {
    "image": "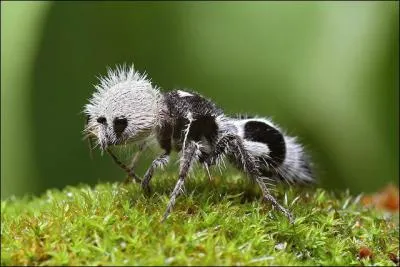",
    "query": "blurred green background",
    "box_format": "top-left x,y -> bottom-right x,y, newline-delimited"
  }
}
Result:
1,1 -> 398,199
